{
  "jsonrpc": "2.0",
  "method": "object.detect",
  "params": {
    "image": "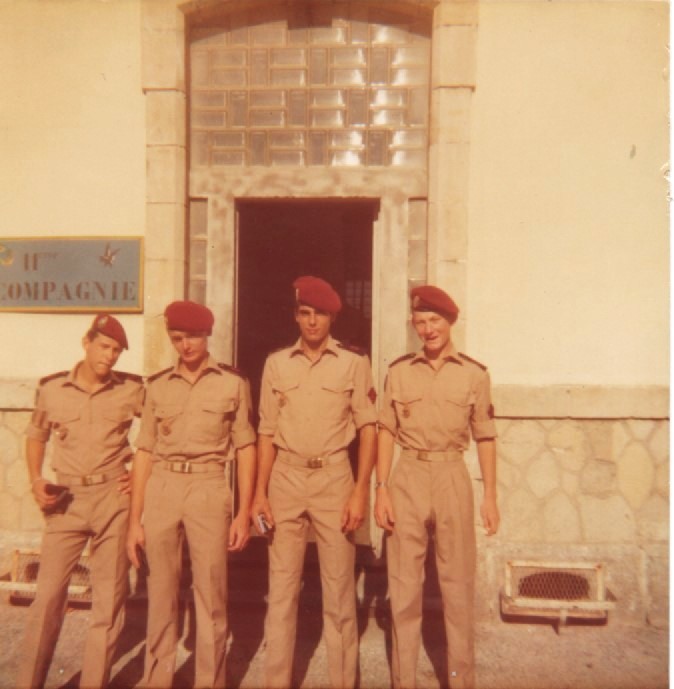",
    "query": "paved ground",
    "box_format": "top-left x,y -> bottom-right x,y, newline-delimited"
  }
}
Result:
0,542 -> 668,689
